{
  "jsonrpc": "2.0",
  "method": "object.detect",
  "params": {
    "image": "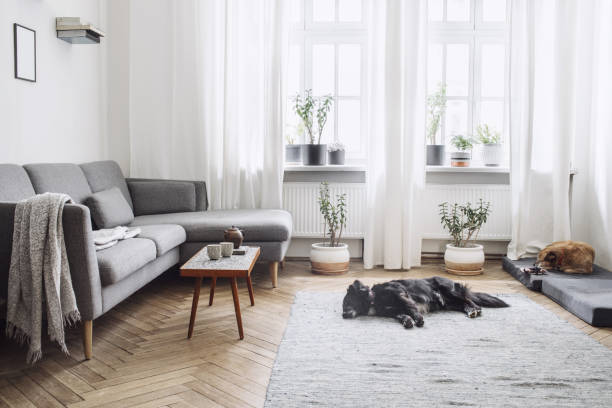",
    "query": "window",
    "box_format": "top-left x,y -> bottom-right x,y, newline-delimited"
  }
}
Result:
427,0 -> 509,165
287,0 -> 368,161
